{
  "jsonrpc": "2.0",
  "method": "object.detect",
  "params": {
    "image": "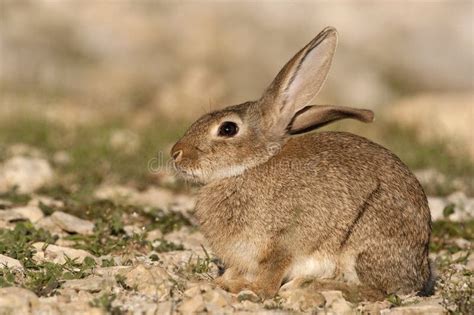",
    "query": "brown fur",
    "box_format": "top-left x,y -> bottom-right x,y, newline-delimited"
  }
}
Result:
170,27 -> 432,299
